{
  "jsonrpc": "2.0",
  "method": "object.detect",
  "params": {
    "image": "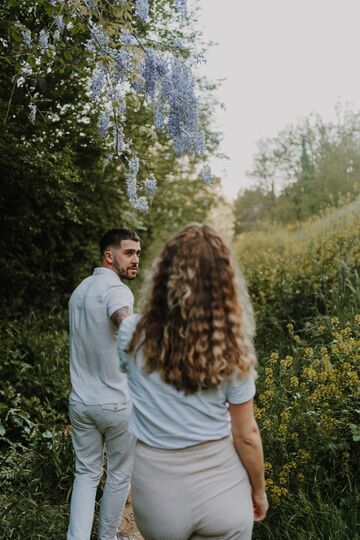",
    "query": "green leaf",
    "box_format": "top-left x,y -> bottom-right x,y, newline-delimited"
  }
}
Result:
9,25 -> 22,43
349,423 -> 360,442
